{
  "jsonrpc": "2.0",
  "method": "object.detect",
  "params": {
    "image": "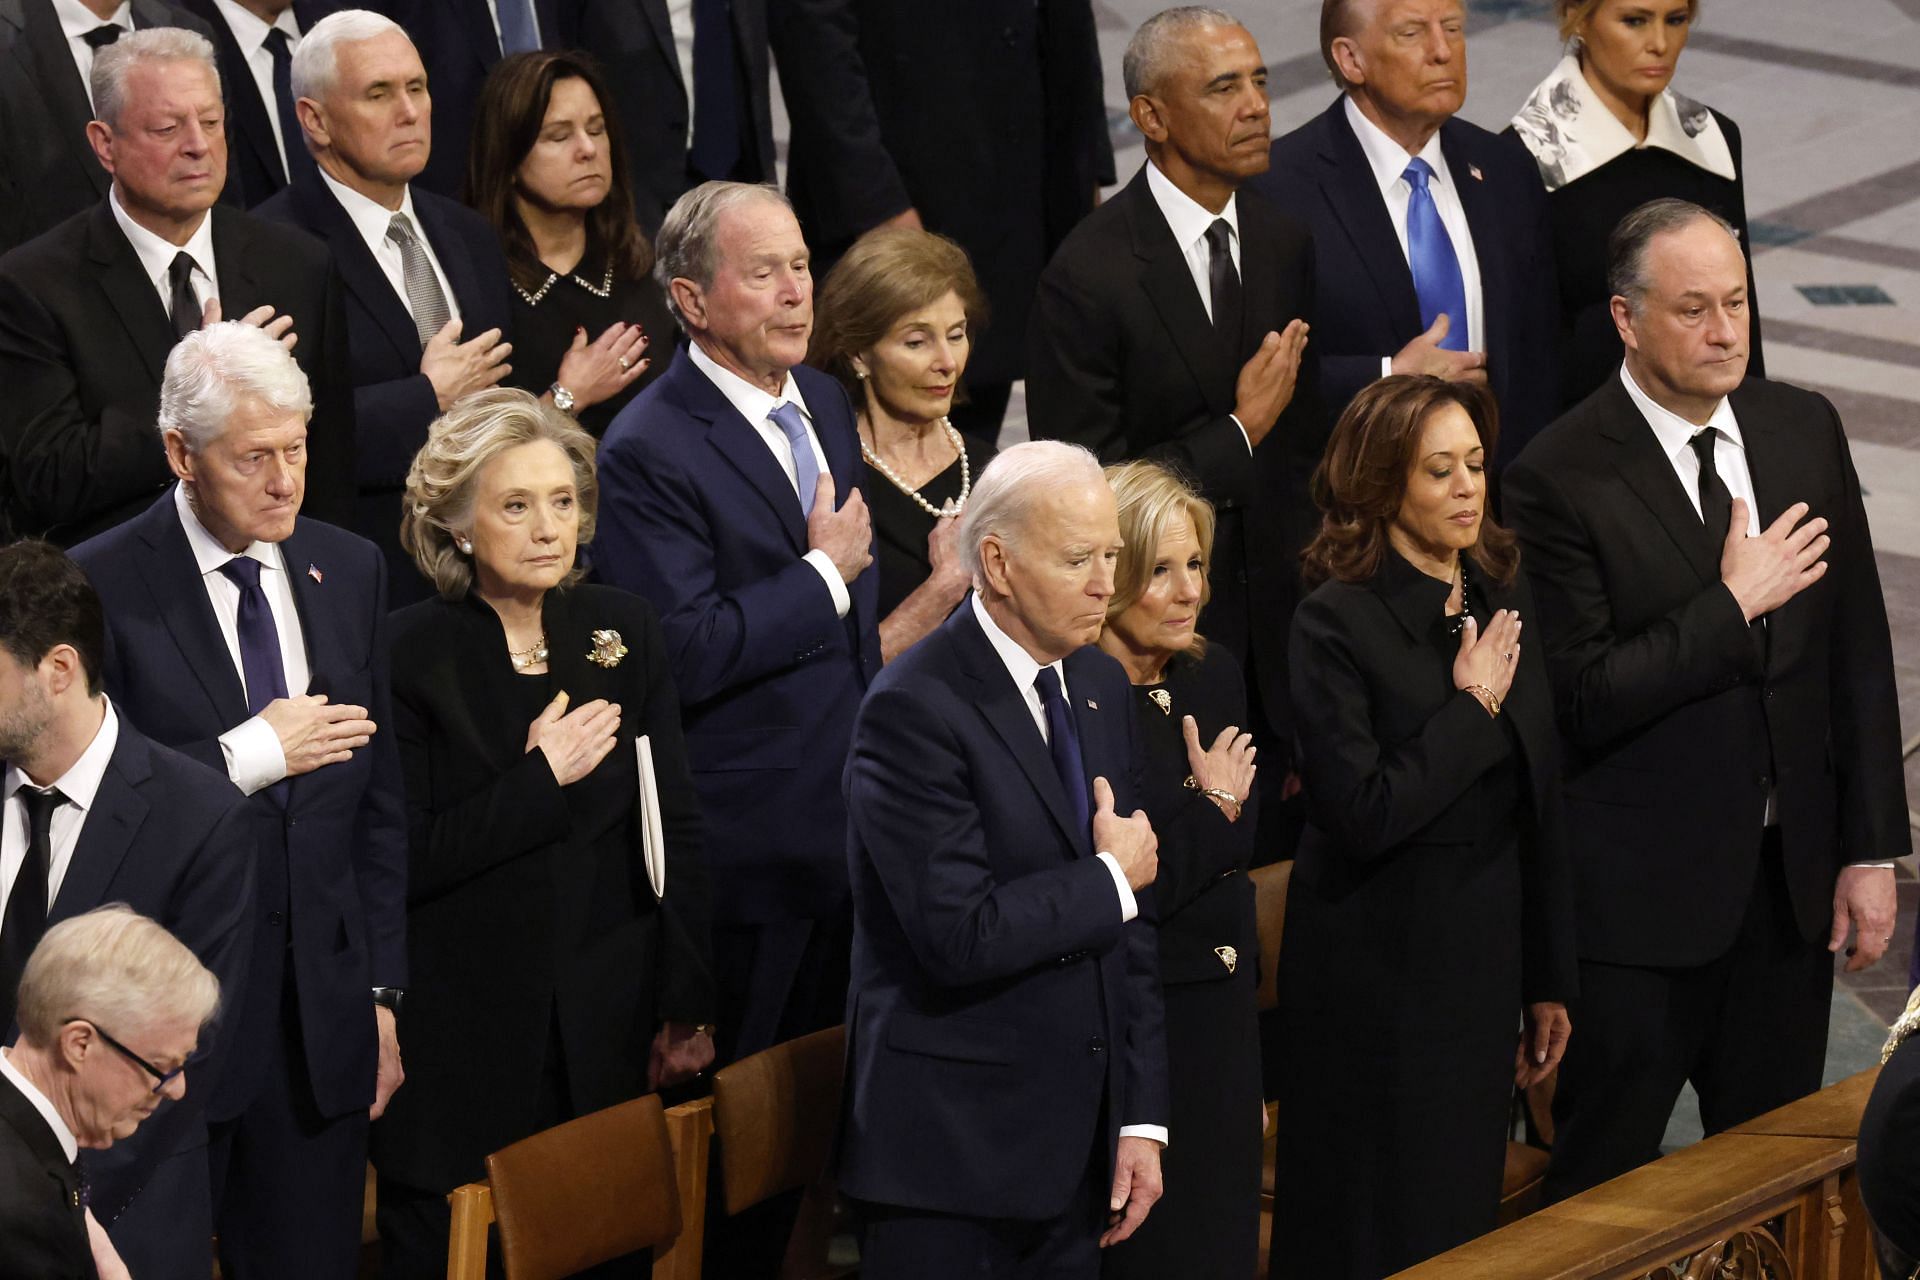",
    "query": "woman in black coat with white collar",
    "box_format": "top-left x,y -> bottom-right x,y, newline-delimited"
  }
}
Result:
373,389 -> 714,1277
